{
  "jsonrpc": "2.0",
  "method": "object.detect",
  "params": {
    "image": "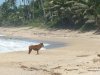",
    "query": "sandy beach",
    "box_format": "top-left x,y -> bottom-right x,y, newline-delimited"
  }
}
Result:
0,27 -> 100,75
